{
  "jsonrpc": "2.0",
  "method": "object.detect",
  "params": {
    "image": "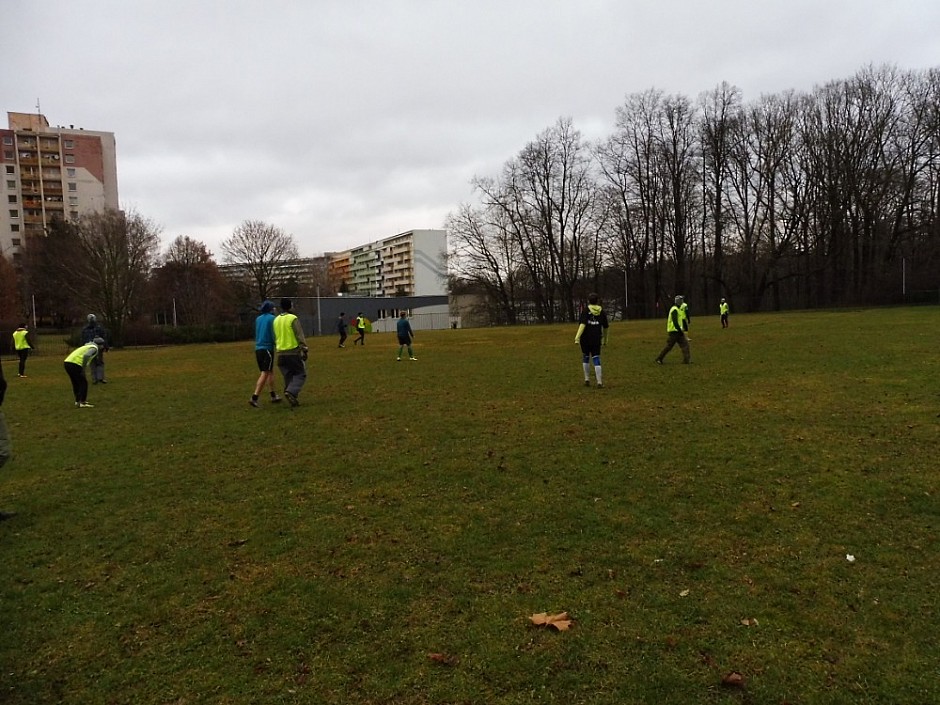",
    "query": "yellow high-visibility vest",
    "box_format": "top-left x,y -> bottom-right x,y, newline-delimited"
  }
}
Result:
65,343 -> 98,366
273,313 -> 299,351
